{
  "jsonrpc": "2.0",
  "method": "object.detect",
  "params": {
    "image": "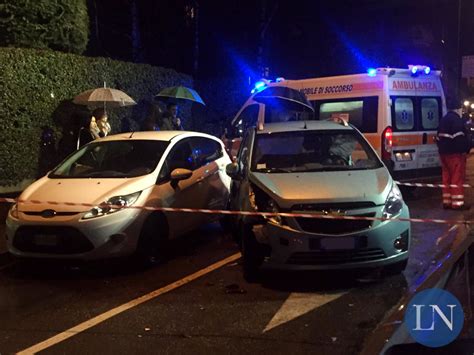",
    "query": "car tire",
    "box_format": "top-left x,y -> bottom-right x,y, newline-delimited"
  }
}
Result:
136,213 -> 169,266
241,223 -> 264,282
